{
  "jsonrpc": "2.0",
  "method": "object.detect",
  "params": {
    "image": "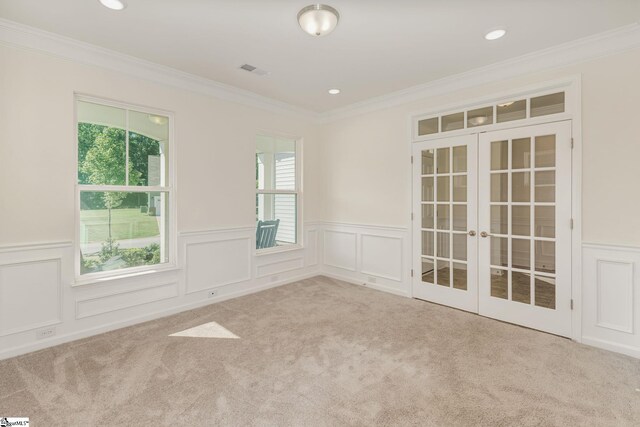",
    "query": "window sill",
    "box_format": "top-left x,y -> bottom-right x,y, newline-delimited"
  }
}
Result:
255,244 -> 304,257
73,264 -> 180,287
